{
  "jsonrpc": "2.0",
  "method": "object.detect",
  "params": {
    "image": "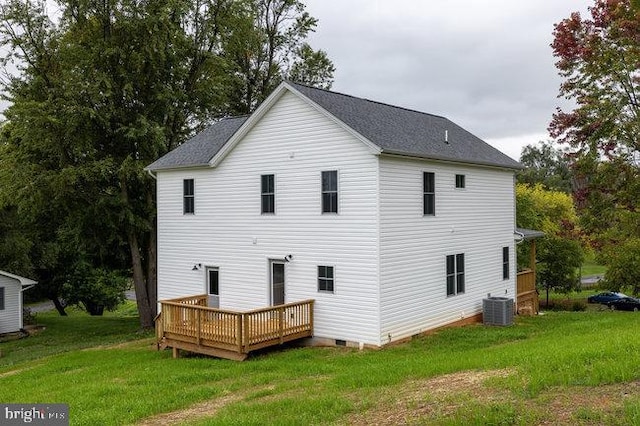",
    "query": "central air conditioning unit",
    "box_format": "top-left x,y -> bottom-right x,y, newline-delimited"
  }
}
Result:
483,297 -> 514,326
